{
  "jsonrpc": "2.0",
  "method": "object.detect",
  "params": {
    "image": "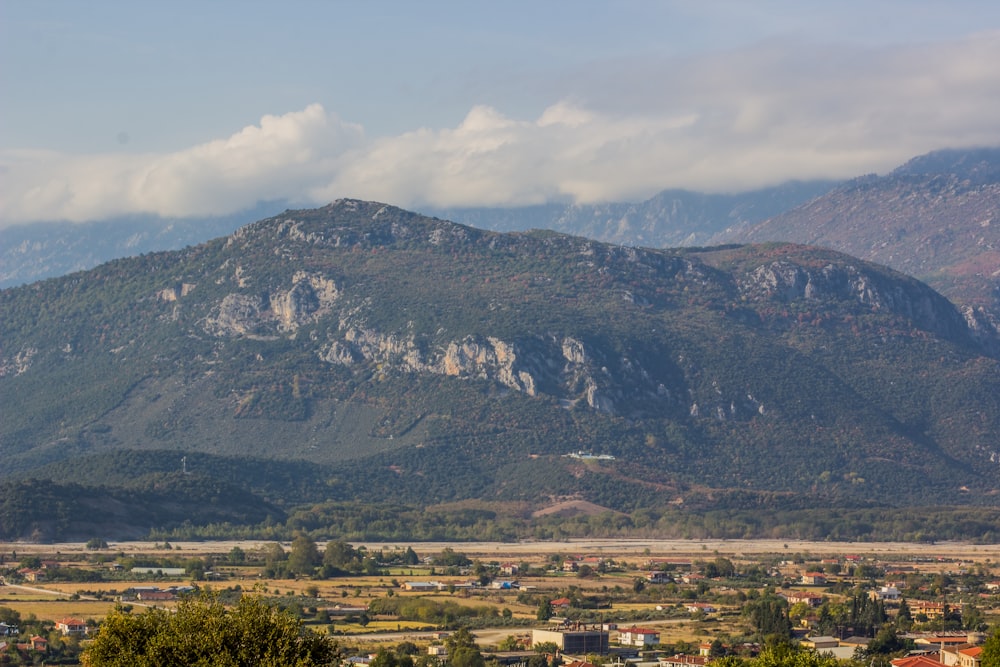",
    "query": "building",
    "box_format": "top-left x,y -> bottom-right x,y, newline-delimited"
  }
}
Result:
871,586 -> 901,601
801,637 -> 838,650
130,567 -> 186,576
784,591 -> 824,607
910,601 -> 960,620
532,627 -> 609,655
55,618 -> 88,636
916,635 -> 973,649
892,655 -> 945,667
660,654 -> 710,667
403,581 -> 440,592
800,573 -> 827,586
619,627 -> 661,647
137,589 -> 177,602
958,646 -> 982,667
500,563 -> 520,576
